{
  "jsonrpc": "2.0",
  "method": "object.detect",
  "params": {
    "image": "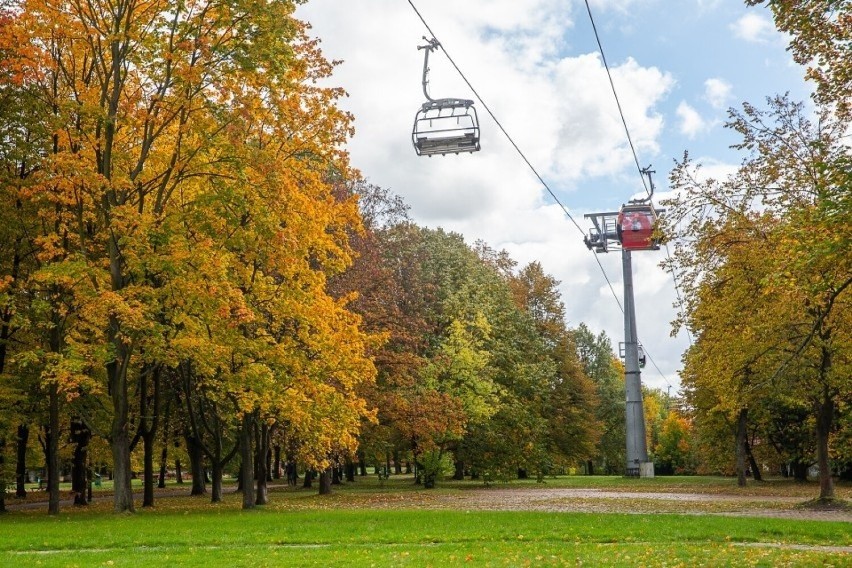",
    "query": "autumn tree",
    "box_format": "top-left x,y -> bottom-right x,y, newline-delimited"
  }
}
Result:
326,182 -> 419,475
509,262 -> 600,476
573,324 -> 625,474
654,410 -> 696,475
661,96 -> 850,500
747,1 -> 852,117
1,0 -> 373,513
